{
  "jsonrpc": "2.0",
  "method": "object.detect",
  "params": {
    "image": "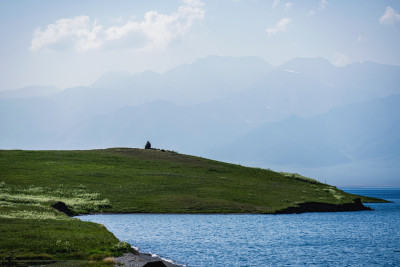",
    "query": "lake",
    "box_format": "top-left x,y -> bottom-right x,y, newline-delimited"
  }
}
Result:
79,188 -> 400,266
